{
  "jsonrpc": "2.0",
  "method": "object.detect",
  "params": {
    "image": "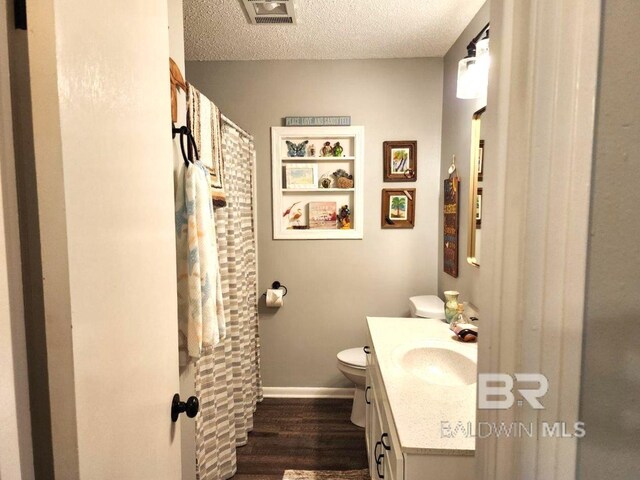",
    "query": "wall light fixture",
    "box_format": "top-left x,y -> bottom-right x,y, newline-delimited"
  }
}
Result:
457,23 -> 490,100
